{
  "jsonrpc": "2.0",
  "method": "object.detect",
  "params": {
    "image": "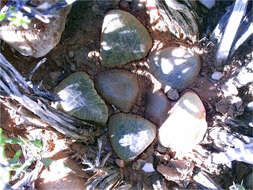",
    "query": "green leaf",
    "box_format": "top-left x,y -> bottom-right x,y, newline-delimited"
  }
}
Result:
7,138 -> 24,145
9,17 -> 16,22
0,128 -> 6,145
0,14 -> 6,22
9,150 -> 22,164
31,140 -> 43,148
41,158 -> 53,169
10,164 -> 22,170
20,19 -> 30,25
